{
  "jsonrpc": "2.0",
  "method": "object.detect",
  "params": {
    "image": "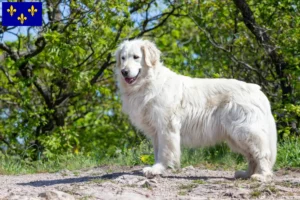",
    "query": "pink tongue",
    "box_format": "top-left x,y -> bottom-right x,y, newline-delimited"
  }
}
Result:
125,77 -> 135,84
